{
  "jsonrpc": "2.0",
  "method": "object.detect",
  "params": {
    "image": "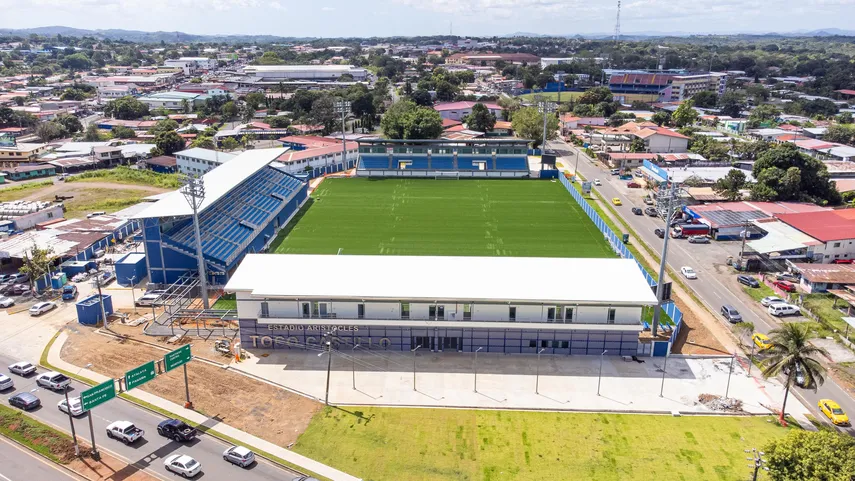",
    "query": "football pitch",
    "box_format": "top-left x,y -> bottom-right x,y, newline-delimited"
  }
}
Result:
269,178 -> 614,258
